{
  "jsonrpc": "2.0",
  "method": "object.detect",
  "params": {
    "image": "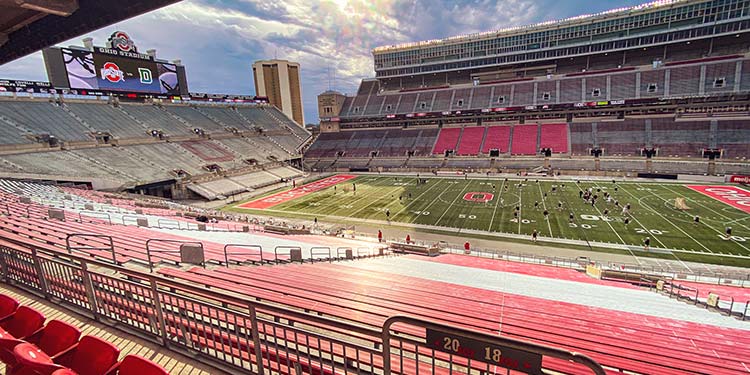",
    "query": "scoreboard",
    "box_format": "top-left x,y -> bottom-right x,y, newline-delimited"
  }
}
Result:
42,31 -> 189,97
